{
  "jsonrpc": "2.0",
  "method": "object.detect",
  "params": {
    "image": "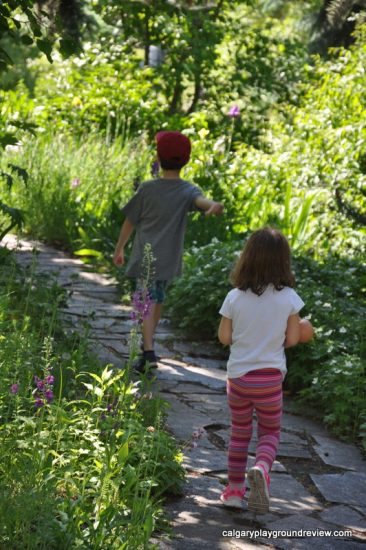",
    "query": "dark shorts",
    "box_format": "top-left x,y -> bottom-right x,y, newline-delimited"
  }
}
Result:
135,279 -> 168,304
